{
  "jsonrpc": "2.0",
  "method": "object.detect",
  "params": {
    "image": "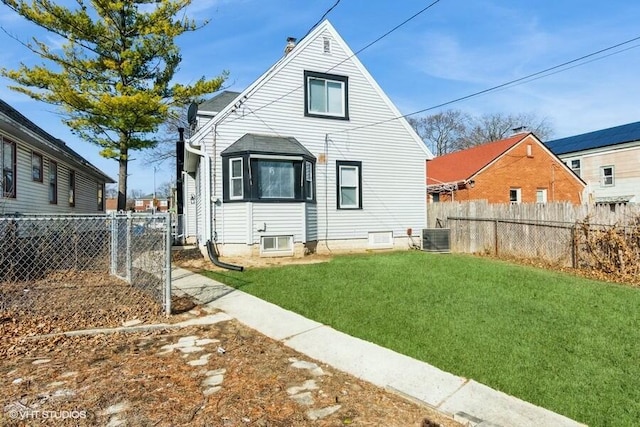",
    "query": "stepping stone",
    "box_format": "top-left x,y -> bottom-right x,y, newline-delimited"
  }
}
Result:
33,359 -> 51,365
195,338 -> 219,346
205,368 -> 227,376
290,391 -> 314,406
122,319 -> 142,327
188,354 -> 211,366
203,386 -> 221,396
202,374 -> 224,387
307,405 -> 341,421
287,380 -> 318,396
